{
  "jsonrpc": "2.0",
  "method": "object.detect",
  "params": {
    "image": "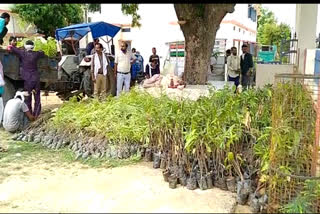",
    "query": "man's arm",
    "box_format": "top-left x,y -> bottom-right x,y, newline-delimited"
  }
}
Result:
248,54 -> 254,68
91,55 -> 95,82
25,111 -> 35,121
9,46 -> 25,59
114,54 -> 118,77
227,56 -> 232,71
37,51 -> 46,59
22,103 -> 35,121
